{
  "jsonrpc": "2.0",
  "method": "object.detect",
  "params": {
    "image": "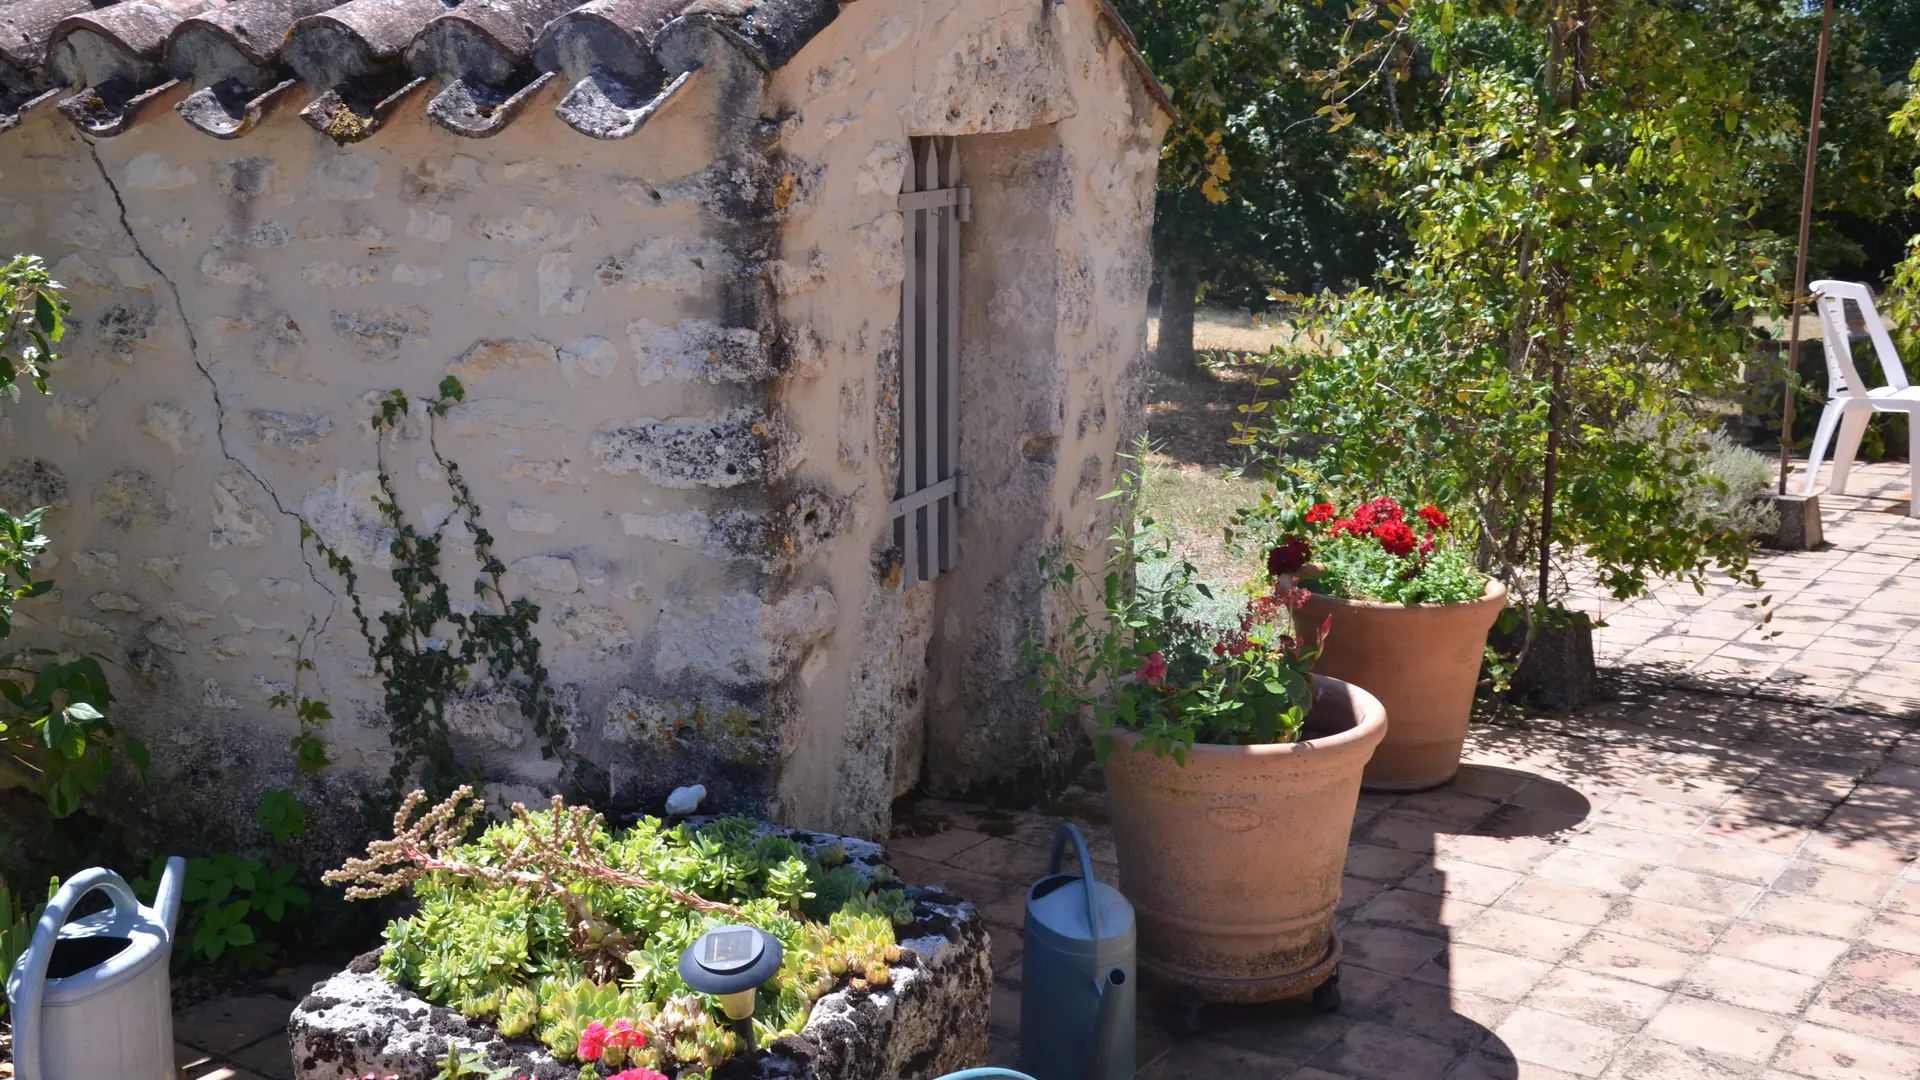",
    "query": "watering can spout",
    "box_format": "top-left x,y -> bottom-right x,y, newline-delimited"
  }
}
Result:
153,856 -> 186,939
